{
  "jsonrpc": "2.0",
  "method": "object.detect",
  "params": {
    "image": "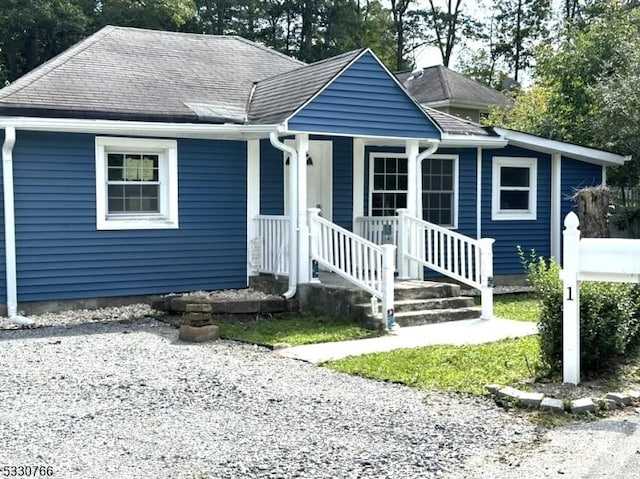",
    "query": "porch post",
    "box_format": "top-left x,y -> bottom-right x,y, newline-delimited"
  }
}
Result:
247,139 -> 260,279
405,139 -> 420,278
296,133 -> 311,284
551,153 -> 562,261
